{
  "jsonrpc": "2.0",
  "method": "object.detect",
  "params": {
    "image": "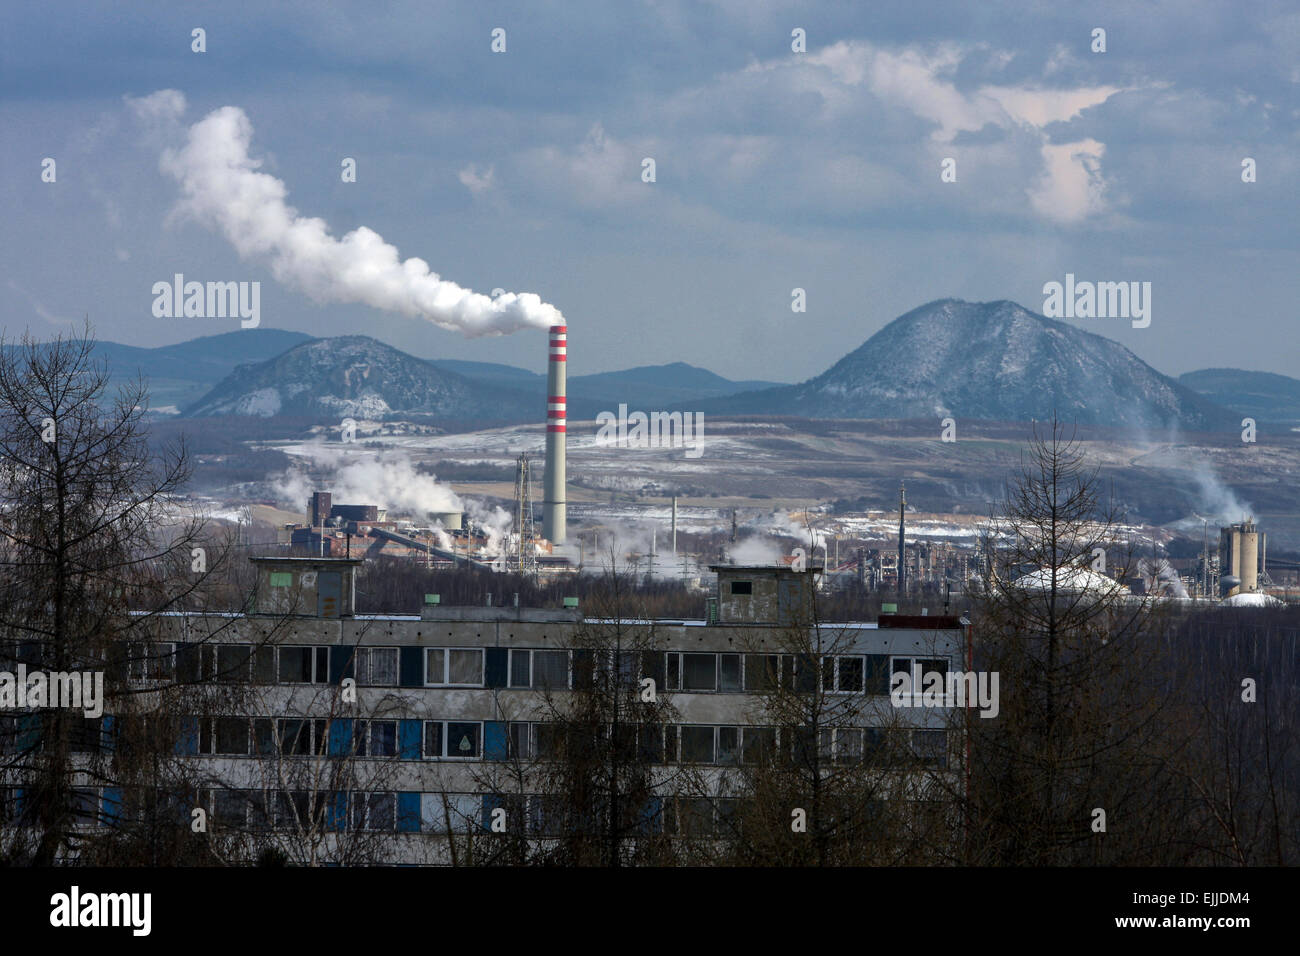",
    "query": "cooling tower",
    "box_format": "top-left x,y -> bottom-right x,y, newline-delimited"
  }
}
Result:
542,324 -> 567,544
